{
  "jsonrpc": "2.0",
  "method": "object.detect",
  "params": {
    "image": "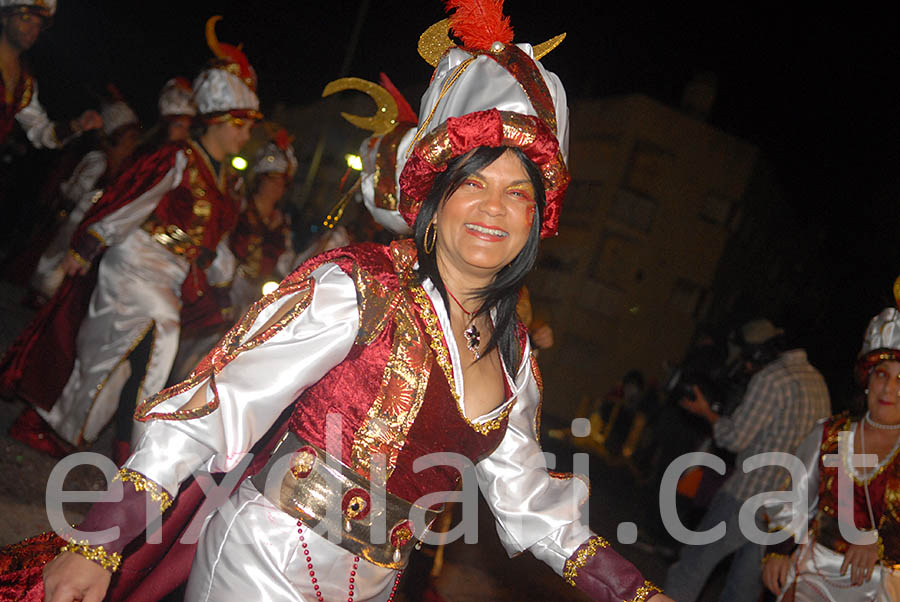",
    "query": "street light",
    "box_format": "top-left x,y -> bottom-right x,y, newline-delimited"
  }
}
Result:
231,156 -> 248,170
345,154 -> 362,171
261,281 -> 279,295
